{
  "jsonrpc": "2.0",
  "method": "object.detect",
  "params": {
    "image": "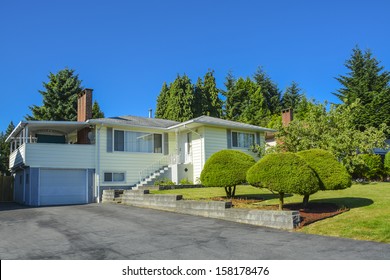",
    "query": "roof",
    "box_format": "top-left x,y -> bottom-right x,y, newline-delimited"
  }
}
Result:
168,115 -> 276,132
6,121 -> 90,142
88,115 -> 180,129
7,115 -> 276,142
